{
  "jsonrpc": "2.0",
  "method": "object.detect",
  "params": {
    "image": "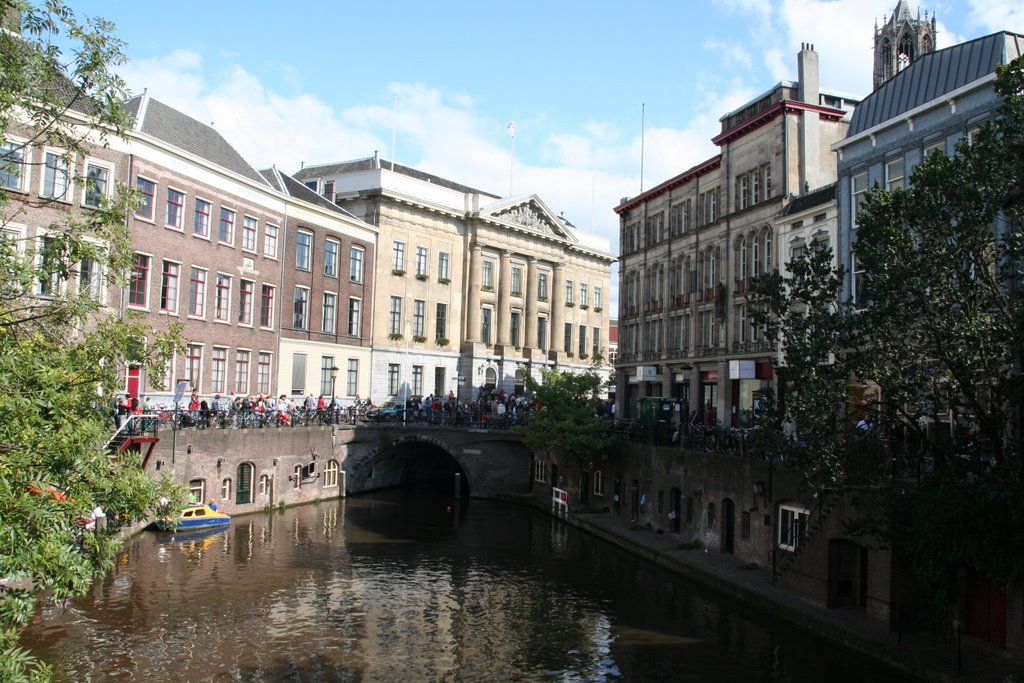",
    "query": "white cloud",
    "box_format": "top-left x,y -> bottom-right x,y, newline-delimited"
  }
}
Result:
967,0 -> 1024,34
